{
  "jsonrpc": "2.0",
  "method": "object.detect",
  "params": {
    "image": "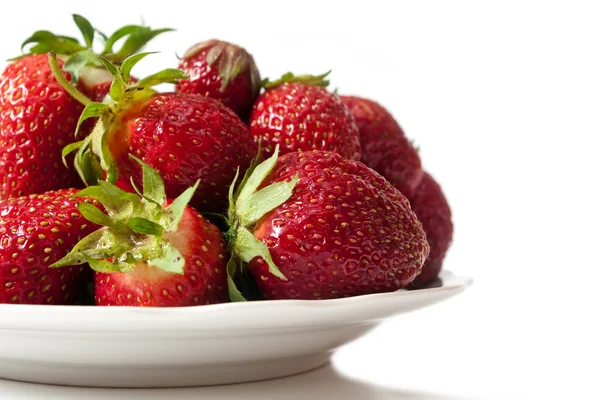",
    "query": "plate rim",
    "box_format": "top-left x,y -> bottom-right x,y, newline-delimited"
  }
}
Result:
0,270 -> 472,332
